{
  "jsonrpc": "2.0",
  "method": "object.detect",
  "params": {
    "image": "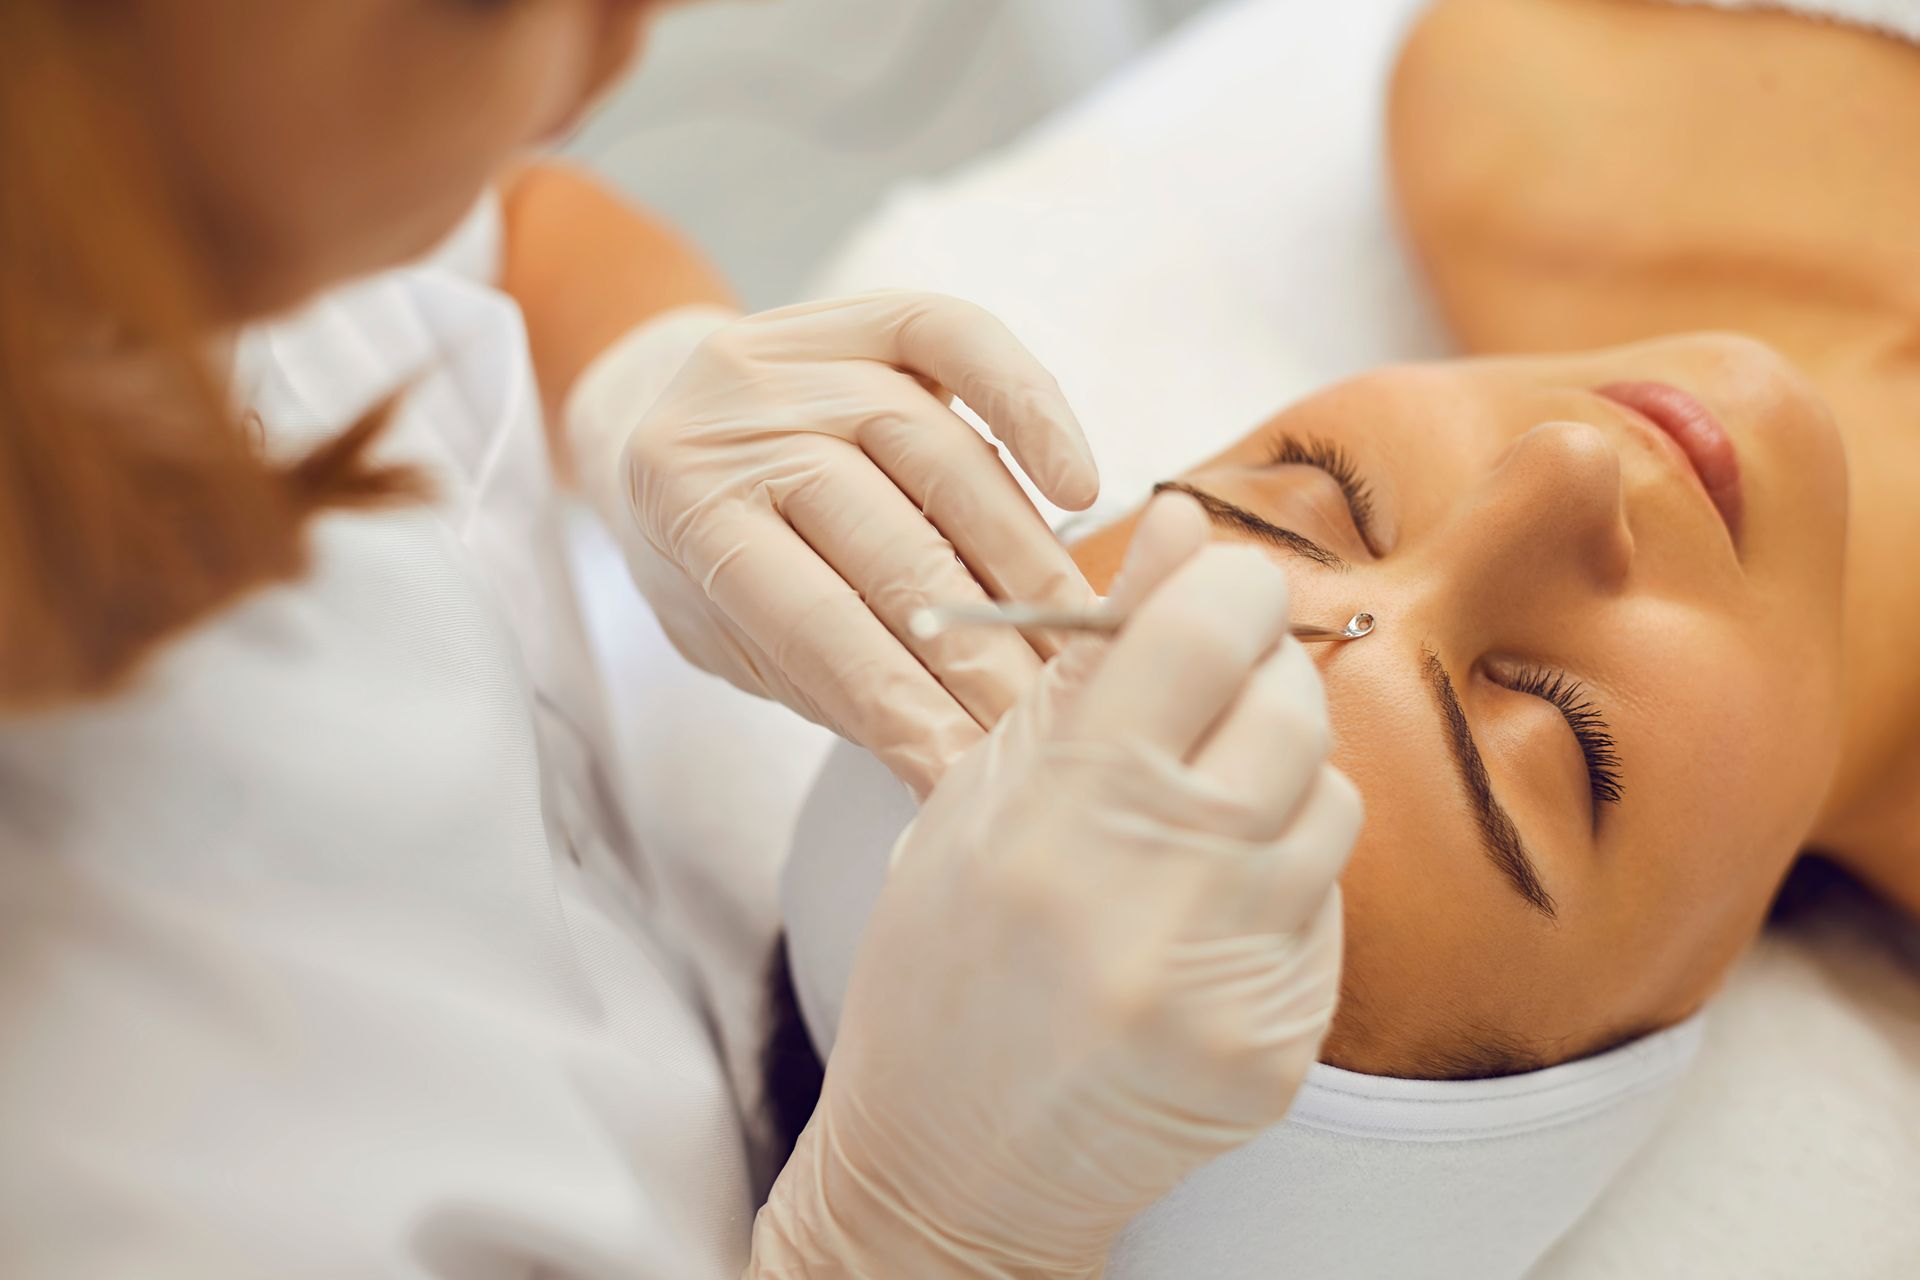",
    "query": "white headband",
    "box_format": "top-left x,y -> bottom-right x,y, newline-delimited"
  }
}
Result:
782,742 -> 1707,1279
